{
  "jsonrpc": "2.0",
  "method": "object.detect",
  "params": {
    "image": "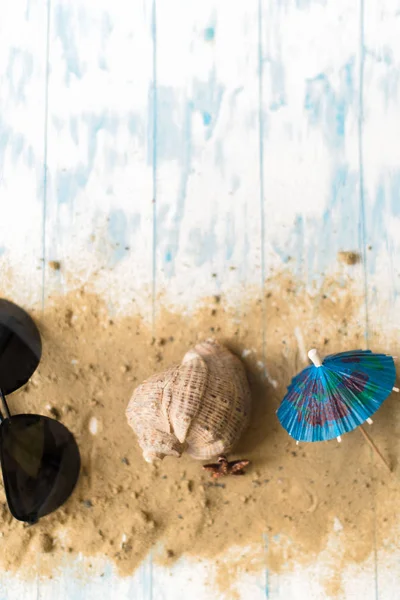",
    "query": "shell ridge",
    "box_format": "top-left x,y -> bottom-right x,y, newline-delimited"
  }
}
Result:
126,340 -> 251,462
